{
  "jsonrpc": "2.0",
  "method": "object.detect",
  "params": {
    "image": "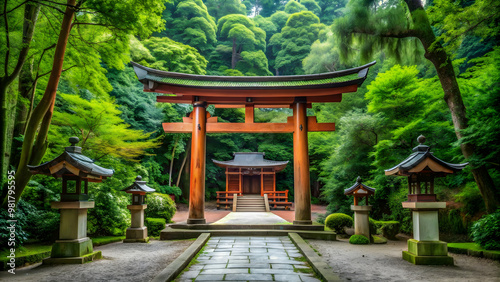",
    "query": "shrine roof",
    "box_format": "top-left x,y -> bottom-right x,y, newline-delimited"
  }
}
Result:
122,176 -> 155,193
28,143 -> 114,181
385,136 -> 468,177
131,61 -> 375,92
213,152 -> 288,171
344,176 -> 375,195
